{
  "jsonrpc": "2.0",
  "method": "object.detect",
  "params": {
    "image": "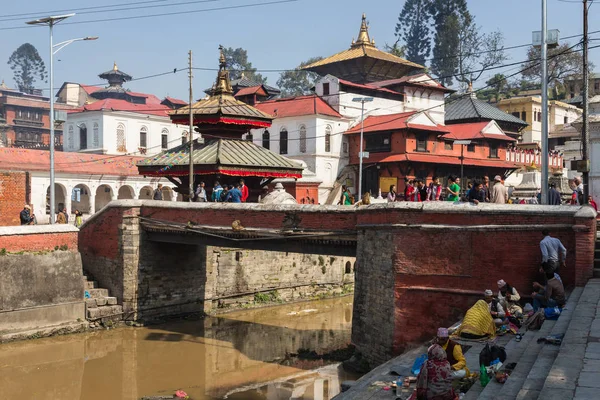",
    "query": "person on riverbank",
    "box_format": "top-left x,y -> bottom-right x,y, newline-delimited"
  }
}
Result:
414,344 -> 456,400
387,184 -> 397,203
342,187 -> 353,205
467,181 -> 485,205
548,183 -> 562,205
212,181 -> 223,202
226,184 -> 242,203
532,270 -> 566,311
490,175 -> 508,204
436,328 -> 467,379
19,205 -> 33,225
240,179 -> 249,202
74,210 -> 83,228
482,176 -> 491,202
220,185 -> 229,202
56,209 -> 67,224
497,279 -> 522,316
416,179 -> 427,202
484,289 -> 506,326
589,196 -> 598,211
540,229 -> 566,274
446,175 -> 460,202
153,184 -> 163,200
454,300 -> 496,340
427,176 -> 442,201
195,181 -> 207,202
